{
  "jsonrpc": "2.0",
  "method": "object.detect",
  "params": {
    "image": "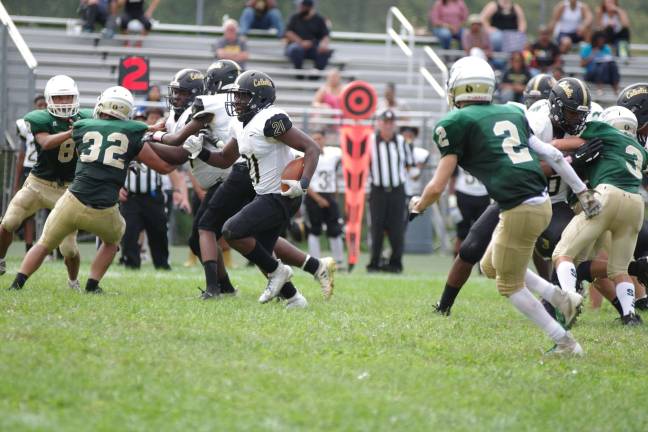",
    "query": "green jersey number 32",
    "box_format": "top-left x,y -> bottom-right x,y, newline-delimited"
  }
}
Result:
80,132 -> 129,169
